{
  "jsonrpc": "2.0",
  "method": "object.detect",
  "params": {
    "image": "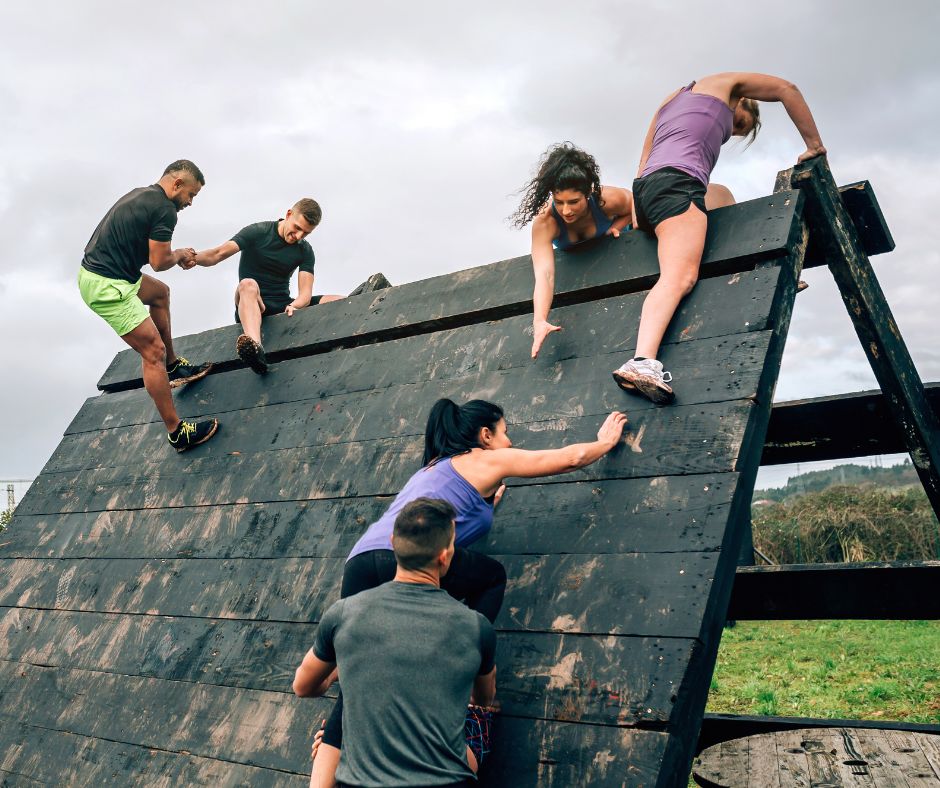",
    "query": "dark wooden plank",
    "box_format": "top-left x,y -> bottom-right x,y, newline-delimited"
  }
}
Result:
802,180 -> 895,268
728,561 -> 940,620
0,722 -> 293,786
95,193 -> 803,392
18,400 -> 758,516
784,156 -> 940,519
1,473 -> 738,559
698,713 -> 940,754
763,383 -> 940,465
0,552 -> 720,638
0,660 -> 328,775
45,332 -> 774,478
0,607 -> 697,727
70,270 -> 786,437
